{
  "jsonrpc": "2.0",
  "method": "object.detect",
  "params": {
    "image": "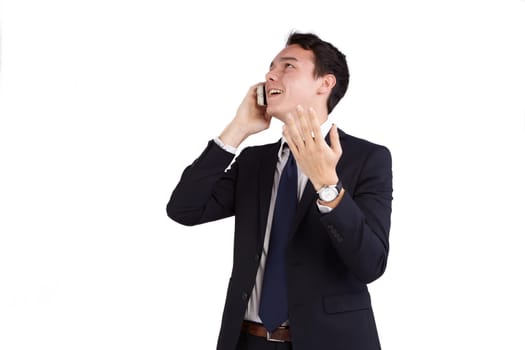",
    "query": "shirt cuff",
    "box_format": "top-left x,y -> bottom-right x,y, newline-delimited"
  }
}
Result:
316,200 -> 333,214
214,137 -> 237,154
